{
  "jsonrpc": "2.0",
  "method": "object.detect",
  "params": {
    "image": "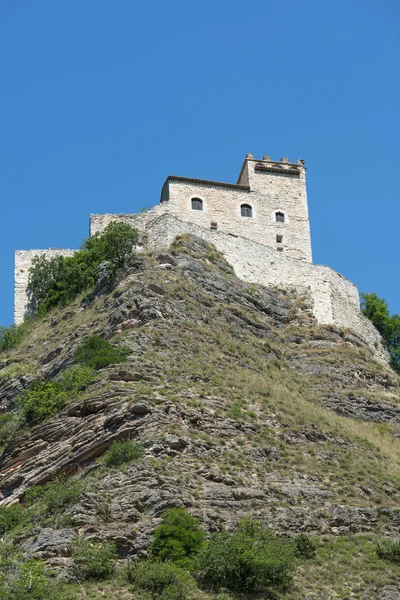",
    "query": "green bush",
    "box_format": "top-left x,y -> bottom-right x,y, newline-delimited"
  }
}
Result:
0,321 -> 32,353
27,222 -> 139,315
128,560 -> 192,600
196,517 -> 295,593
294,533 -> 316,559
0,504 -> 30,534
56,365 -> 95,394
377,539 -> 400,564
73,335 -> 129,370
149,507 -> 205,569
17,381 -> 67,424
17,366 -> 94,425
25,478 -> 84,514
72,539 -> 117,580
0,558 -> 51,600
104,440 -> 143,467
